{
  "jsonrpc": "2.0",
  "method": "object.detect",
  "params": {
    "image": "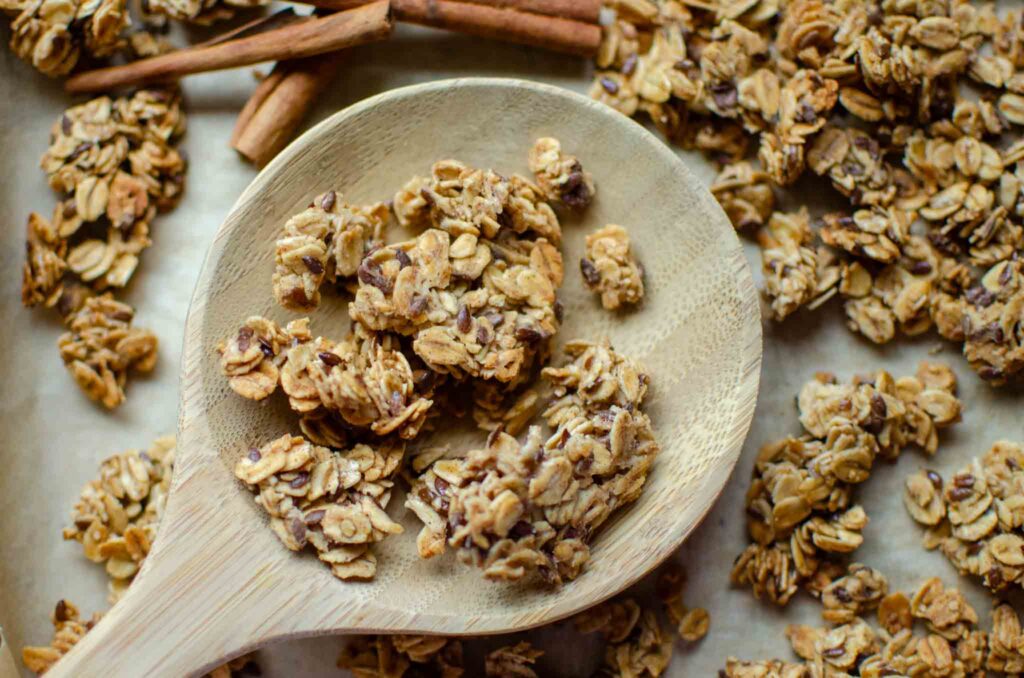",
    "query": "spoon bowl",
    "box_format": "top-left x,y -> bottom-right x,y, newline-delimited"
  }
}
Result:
48,78 -> 761,678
